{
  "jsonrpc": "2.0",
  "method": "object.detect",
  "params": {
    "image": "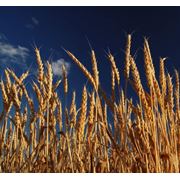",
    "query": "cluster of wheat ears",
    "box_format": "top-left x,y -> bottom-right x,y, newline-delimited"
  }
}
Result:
0,35 -> 179,173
